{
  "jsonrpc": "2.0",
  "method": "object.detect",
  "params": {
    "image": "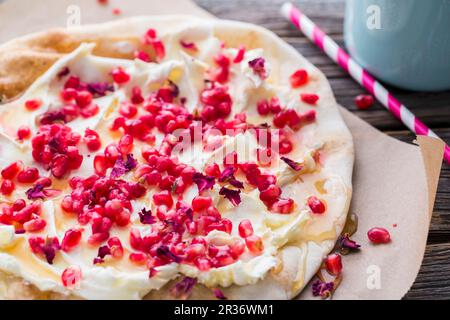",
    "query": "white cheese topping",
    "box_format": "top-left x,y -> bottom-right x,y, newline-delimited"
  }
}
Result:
0,34 -> 347,300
